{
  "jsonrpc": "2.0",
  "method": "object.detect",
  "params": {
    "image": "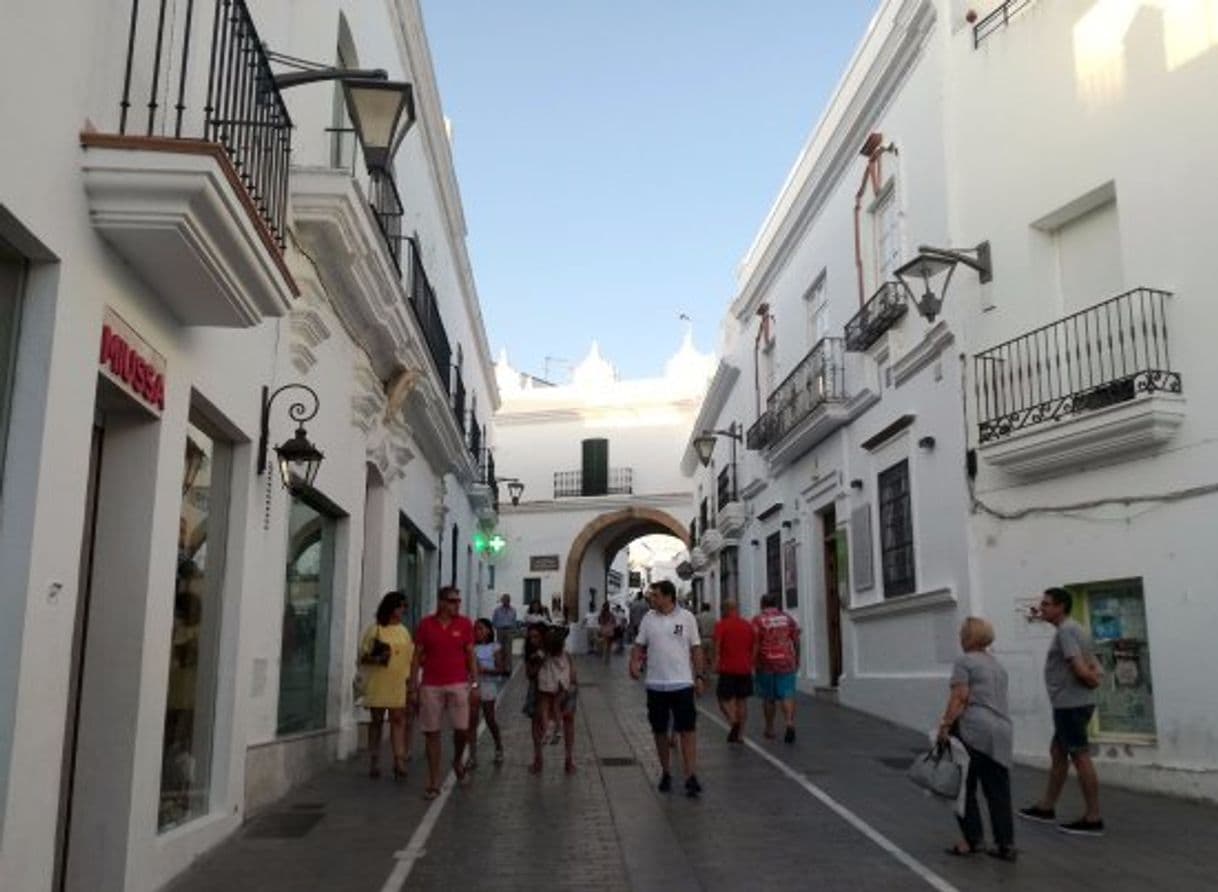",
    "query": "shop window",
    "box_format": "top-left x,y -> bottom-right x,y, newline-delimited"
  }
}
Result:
0,245 -> 25,488
1069,578 -> 1156,740
159,418 -> 231,830
878,459 -> 916,597
765,531 -> 782,598
277,495 -> 338,735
